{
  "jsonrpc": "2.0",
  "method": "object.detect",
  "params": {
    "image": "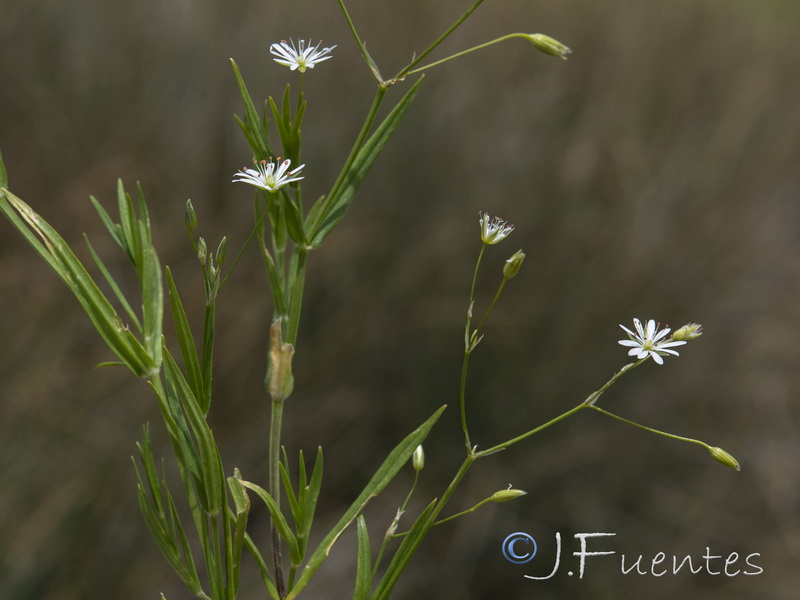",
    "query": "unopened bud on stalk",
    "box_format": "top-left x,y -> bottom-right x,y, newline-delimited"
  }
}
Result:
709,446 -> 741,471
412,445 -> 425,472
503,250 -> 526,279
672,323 -> 703,342
527,33 -> 572,60
489,487 -> 528,503
215,236 -> 228,266
197,237 -> 208,266
185,199 -> 198,232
